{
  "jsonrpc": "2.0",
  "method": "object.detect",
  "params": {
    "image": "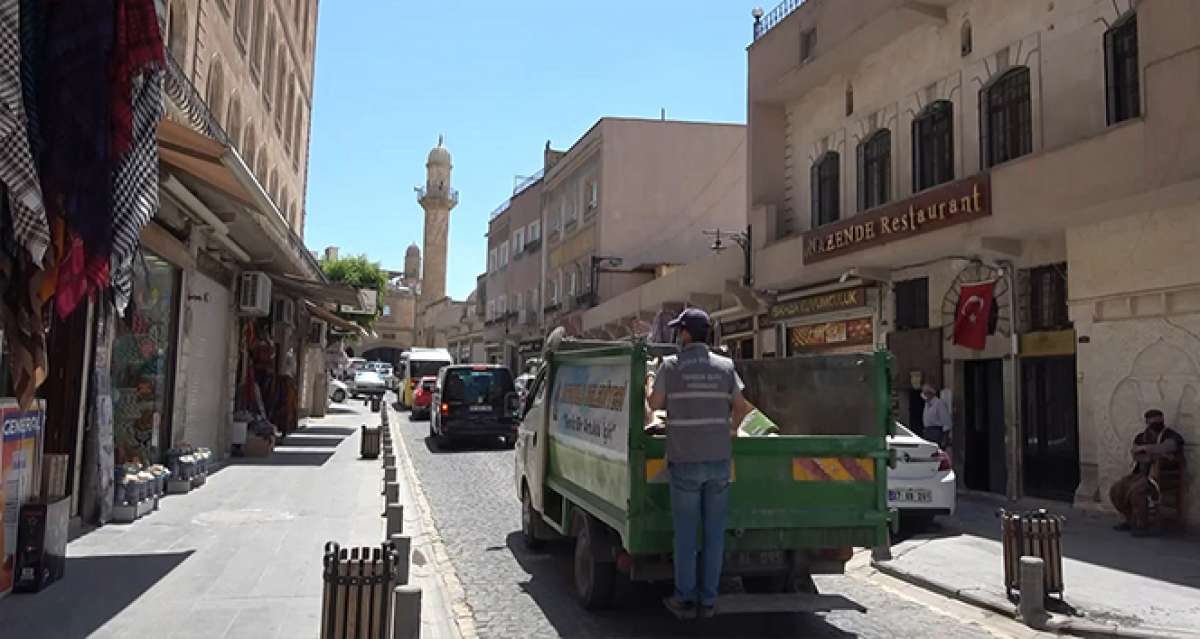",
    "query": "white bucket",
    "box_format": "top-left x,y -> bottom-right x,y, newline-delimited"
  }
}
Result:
231,420 -> 249,446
